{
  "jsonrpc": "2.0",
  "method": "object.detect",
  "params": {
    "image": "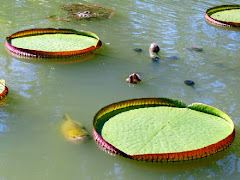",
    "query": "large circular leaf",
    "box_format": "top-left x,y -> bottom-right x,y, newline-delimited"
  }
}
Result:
5,28 -> 102,59
11,34 -> 98,52
93,98 -> 235,162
